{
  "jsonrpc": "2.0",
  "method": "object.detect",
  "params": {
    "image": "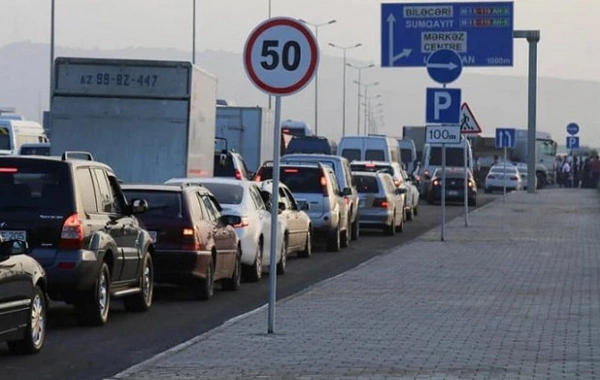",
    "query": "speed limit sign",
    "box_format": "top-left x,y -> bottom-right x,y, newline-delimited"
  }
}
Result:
244,17 -> 319,96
